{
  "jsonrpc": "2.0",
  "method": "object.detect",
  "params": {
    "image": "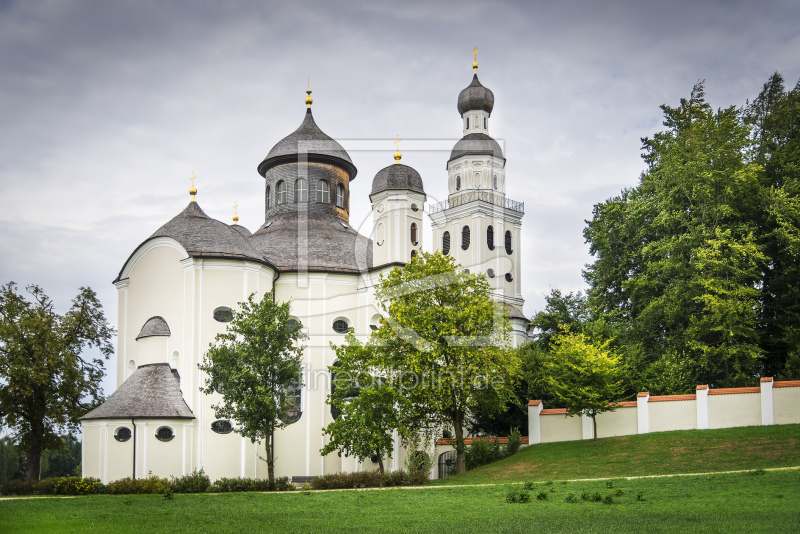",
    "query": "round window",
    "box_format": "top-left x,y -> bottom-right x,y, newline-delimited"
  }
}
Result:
211,420 -> 233,434
411,203 -> 419,212
505,273 -> 514,282
155,426 -> 175,442
487,269 -> 495,278
114,427 -> 132,443
213,307 -> 233,323
332,319 -> 349,334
